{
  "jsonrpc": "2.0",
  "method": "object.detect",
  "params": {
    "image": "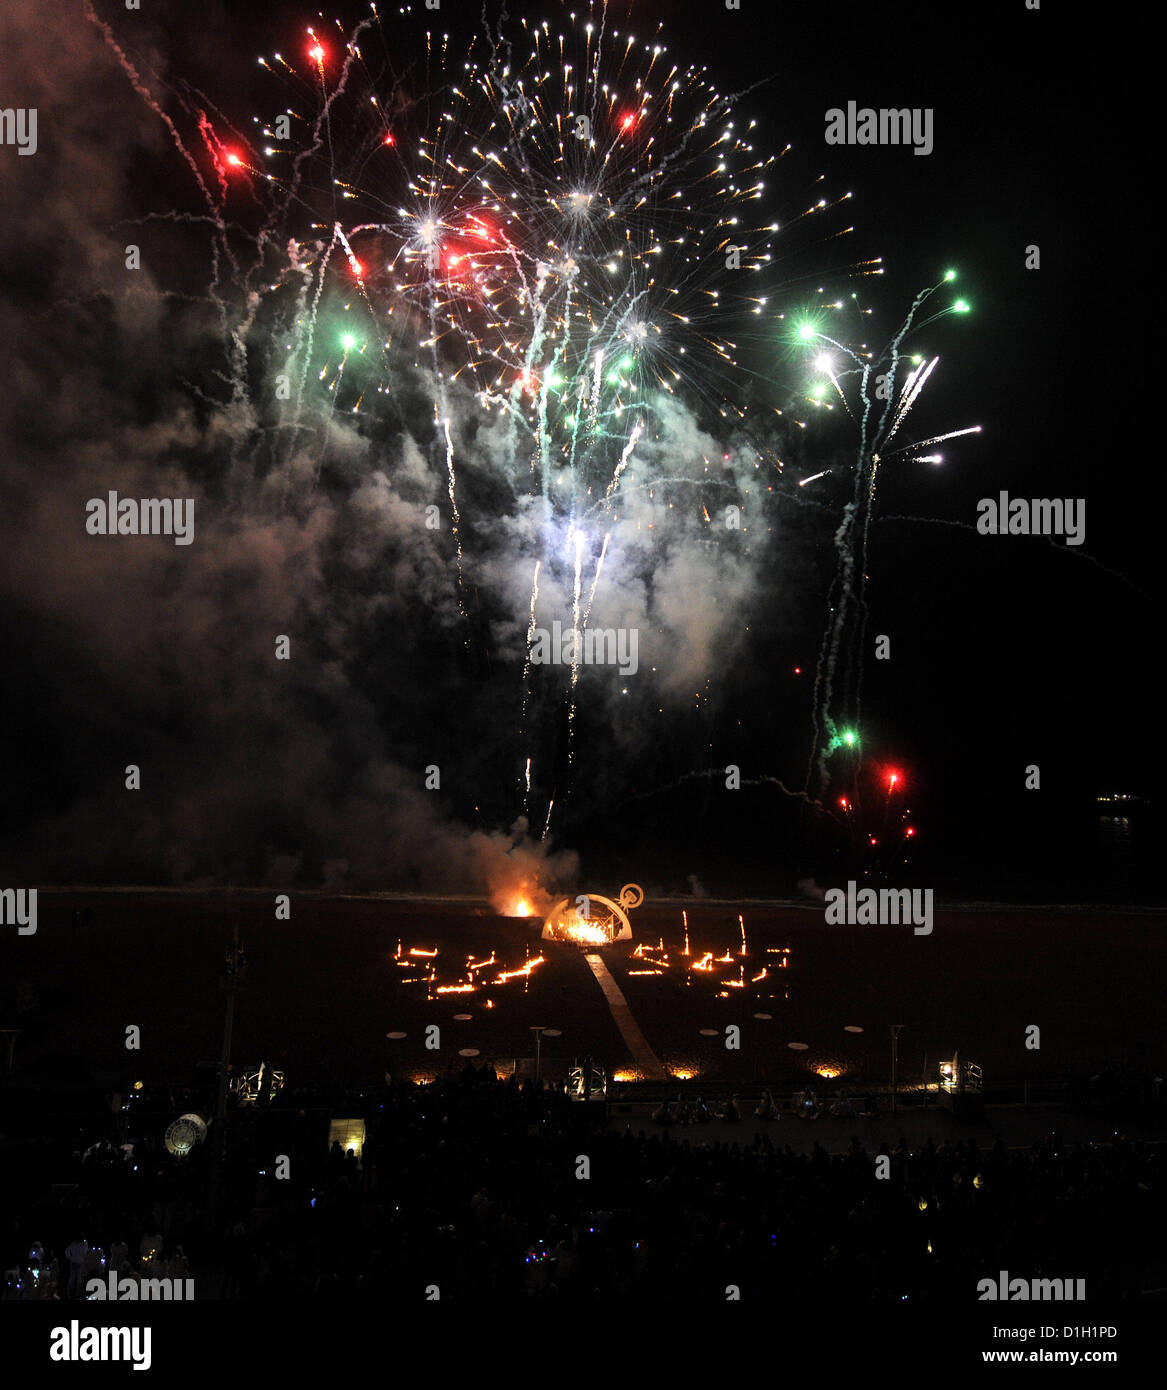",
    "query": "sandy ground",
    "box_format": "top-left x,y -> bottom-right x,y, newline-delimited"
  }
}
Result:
1,891 -> 1164,1093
